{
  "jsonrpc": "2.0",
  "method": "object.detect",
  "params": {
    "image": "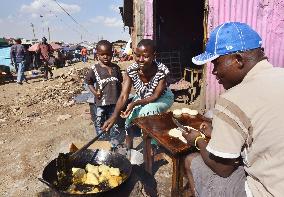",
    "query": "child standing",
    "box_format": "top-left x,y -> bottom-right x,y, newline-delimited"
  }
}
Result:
85,40 -> 124,149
